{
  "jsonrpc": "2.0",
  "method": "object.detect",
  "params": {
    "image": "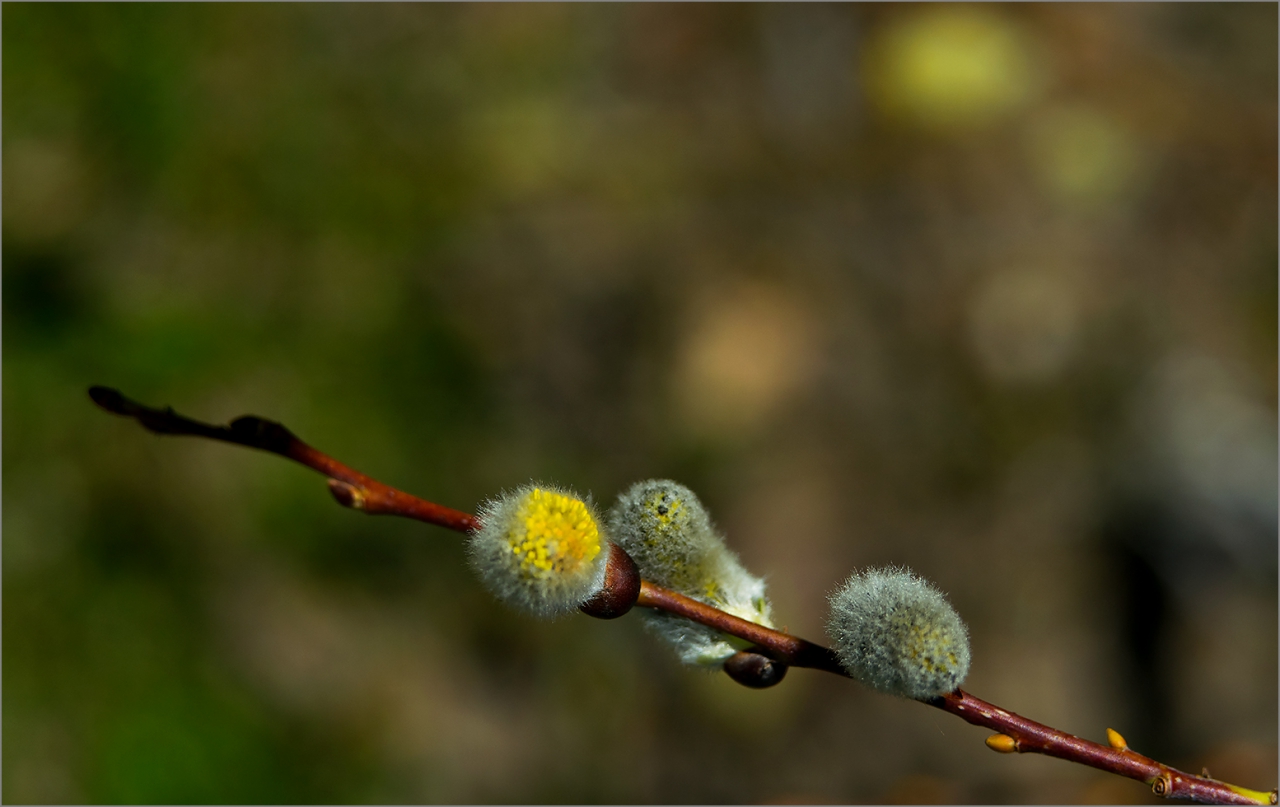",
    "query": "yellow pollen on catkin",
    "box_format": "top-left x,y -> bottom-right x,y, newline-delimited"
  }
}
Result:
506,488 -> 602,577
649,494 -> 684,527
902,619 -> 960,676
